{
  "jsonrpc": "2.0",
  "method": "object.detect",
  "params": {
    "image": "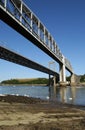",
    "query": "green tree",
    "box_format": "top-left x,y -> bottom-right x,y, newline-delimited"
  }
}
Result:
80,74 -> 85,82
